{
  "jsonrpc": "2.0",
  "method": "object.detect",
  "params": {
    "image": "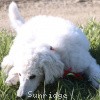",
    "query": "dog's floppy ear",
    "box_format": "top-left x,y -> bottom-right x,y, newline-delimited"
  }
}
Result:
41,56 -> 64,84
8,2 -> 25,32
